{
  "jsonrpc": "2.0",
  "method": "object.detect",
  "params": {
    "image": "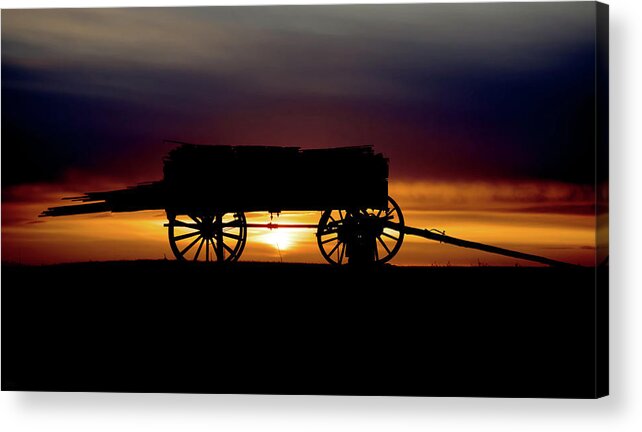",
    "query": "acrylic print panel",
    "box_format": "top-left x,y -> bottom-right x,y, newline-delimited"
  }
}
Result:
1,2 -> 608,398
